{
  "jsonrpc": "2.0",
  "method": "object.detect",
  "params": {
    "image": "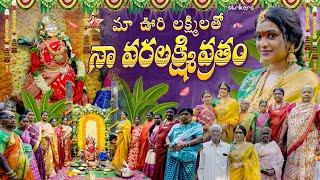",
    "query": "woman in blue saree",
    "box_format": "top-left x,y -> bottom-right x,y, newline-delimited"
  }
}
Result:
164,107 -> 203,180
